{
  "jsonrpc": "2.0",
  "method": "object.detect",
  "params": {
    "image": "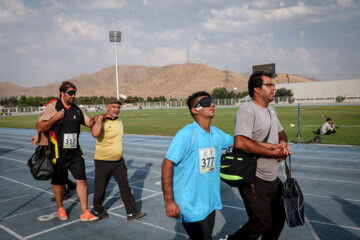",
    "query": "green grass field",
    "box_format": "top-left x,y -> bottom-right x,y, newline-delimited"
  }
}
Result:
1,105 -> 359,145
